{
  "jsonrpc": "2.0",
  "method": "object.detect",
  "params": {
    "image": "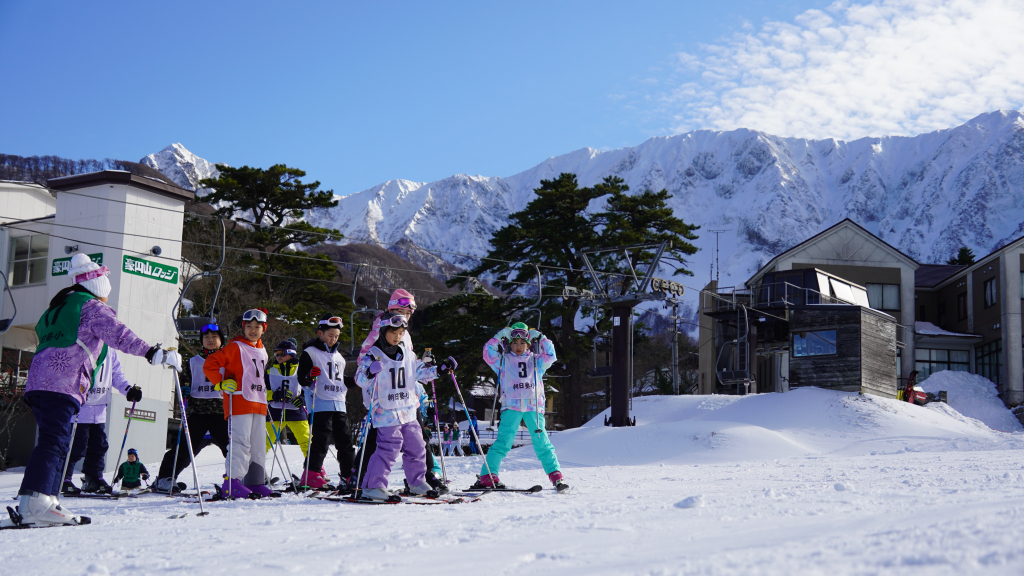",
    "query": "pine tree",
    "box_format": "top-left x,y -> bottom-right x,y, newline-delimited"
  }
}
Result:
946,246 -> 976,266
